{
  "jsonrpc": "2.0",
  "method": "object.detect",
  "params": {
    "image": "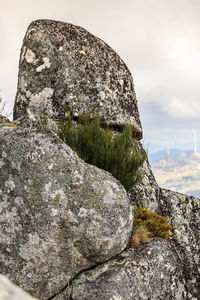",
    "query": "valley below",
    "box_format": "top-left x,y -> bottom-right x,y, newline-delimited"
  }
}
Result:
150,150 -> 200,198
